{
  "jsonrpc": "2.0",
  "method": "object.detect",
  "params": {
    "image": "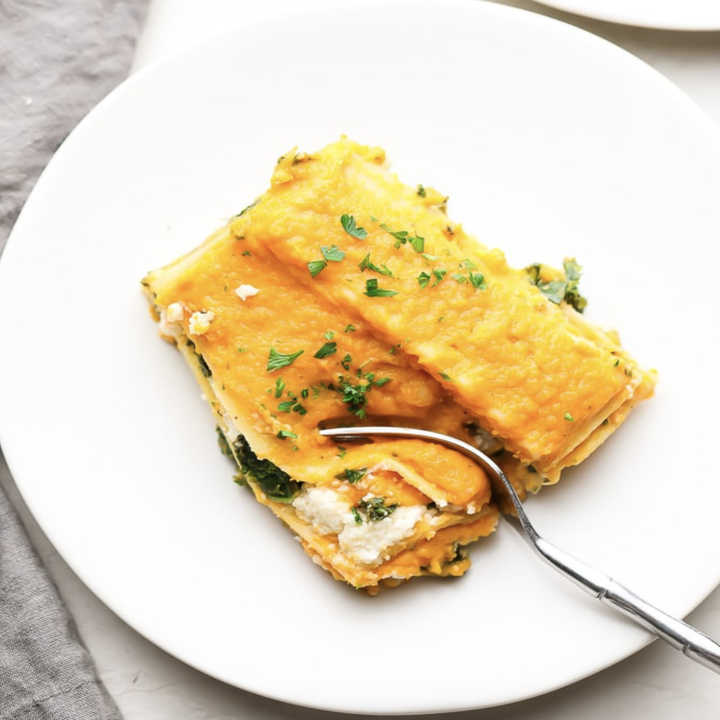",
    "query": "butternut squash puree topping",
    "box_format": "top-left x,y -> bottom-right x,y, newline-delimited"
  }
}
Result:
142,137 -> 655,592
